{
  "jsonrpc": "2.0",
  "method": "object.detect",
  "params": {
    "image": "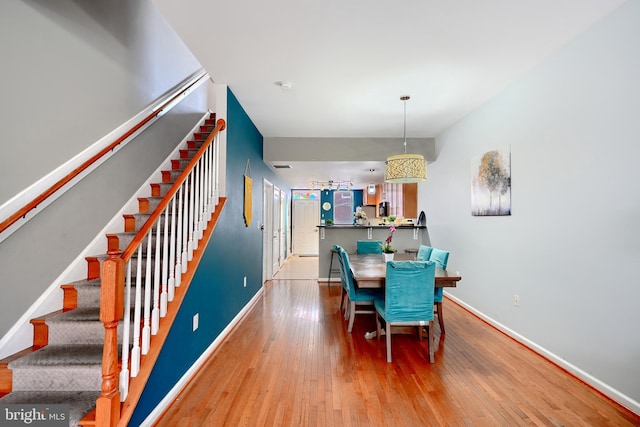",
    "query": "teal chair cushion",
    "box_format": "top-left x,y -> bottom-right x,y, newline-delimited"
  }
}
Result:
338,247 -> 383,301
333,245 -> 348,293
429,248 -> 449,270
434,287 -> 443,303
416,245 -> 433,261
374,260 -> 435,323
429,248 -> 449,304
357,240 -> 382,254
